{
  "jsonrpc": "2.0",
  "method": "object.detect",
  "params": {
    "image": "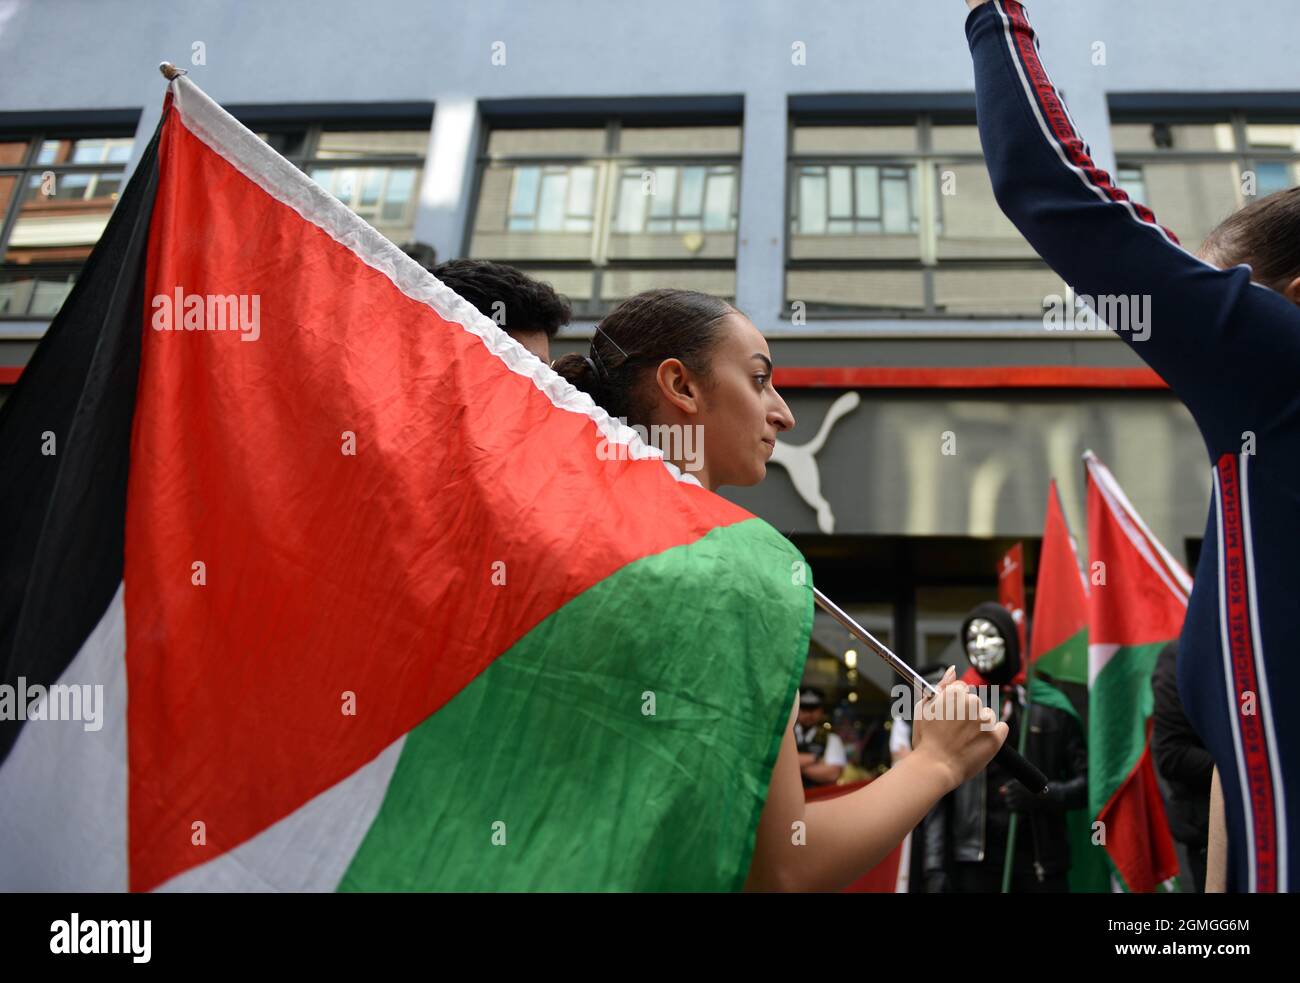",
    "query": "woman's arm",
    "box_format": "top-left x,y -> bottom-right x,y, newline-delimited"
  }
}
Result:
1206,765 -> 1227,892
965,1 -> 1300,443
745,669 -> 1006,892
